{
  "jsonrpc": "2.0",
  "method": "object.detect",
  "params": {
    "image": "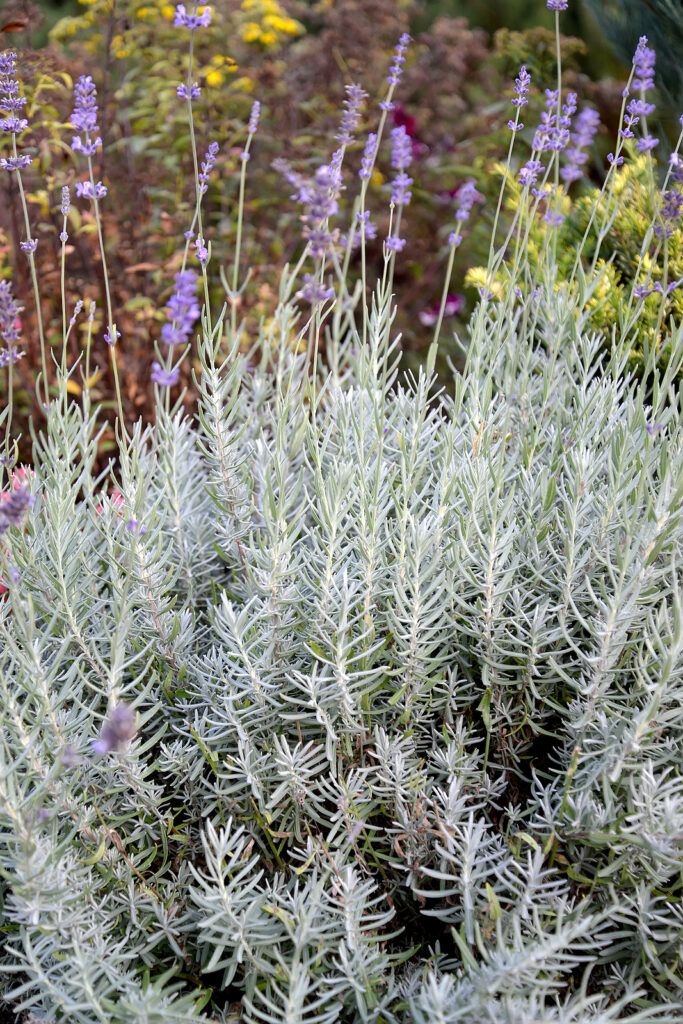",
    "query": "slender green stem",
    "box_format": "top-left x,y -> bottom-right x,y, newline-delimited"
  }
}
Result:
12,137 -> 48,411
